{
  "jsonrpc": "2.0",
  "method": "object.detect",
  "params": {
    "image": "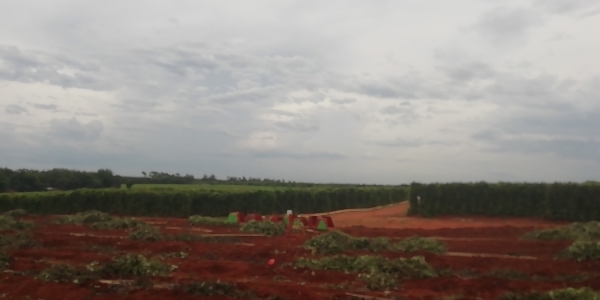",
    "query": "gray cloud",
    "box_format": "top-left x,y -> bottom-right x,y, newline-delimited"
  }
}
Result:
4,104 -> 28,115
533,0 -> 599,14
468,7 -> 544,42
249,150 -> 345,160
49,118 -> 104,142
31,103 -> 58,110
